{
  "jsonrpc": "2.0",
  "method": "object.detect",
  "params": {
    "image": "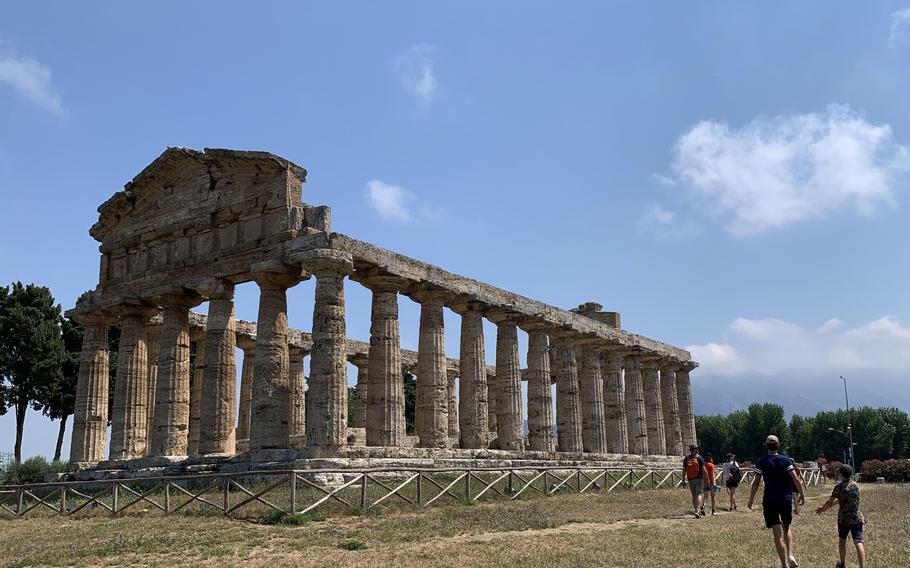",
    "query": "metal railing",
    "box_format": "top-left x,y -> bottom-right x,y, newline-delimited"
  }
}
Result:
0,465 -> 823,519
